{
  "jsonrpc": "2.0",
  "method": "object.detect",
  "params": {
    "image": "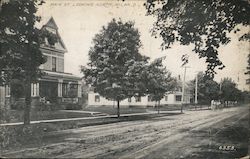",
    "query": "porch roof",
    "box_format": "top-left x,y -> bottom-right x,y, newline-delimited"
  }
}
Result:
40,70 -> 82,82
